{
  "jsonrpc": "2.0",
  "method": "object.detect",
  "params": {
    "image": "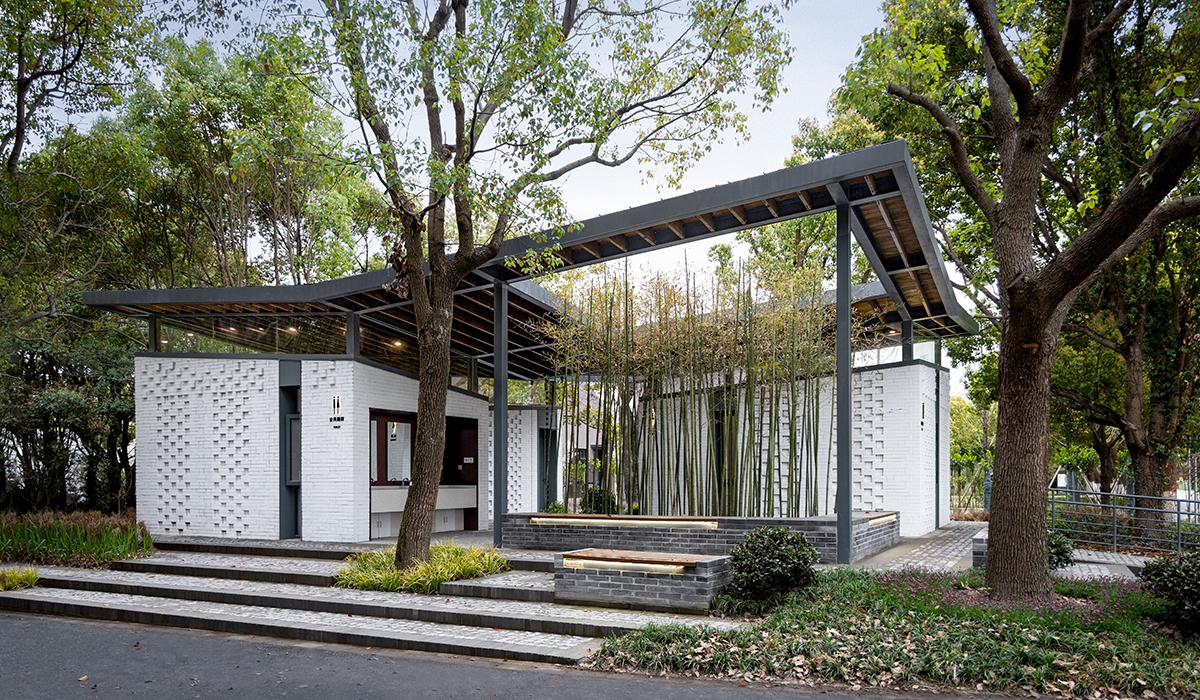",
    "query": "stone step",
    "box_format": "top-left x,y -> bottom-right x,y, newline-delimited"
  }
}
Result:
110,552 -> 343,587
152,537 -> 378,561
0,587 -> 596,665
31,567 -> 735,638
151,537 -> 555,572
439,571 -> 556,603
